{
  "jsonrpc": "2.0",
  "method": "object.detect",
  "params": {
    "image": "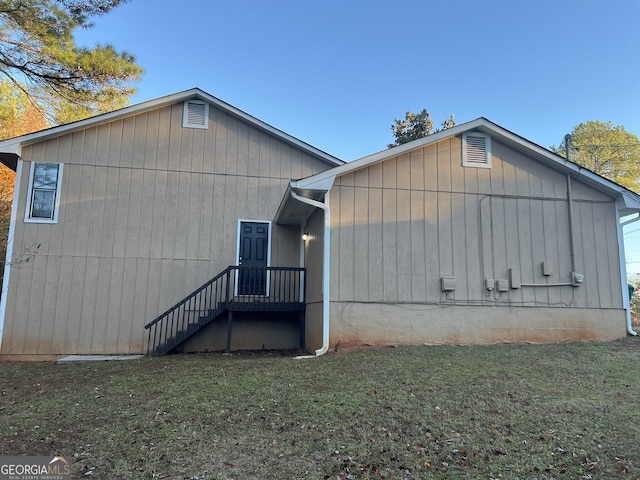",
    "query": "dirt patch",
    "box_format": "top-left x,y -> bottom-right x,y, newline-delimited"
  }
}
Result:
329,342 -> 394,354
612,335 -> 640,349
